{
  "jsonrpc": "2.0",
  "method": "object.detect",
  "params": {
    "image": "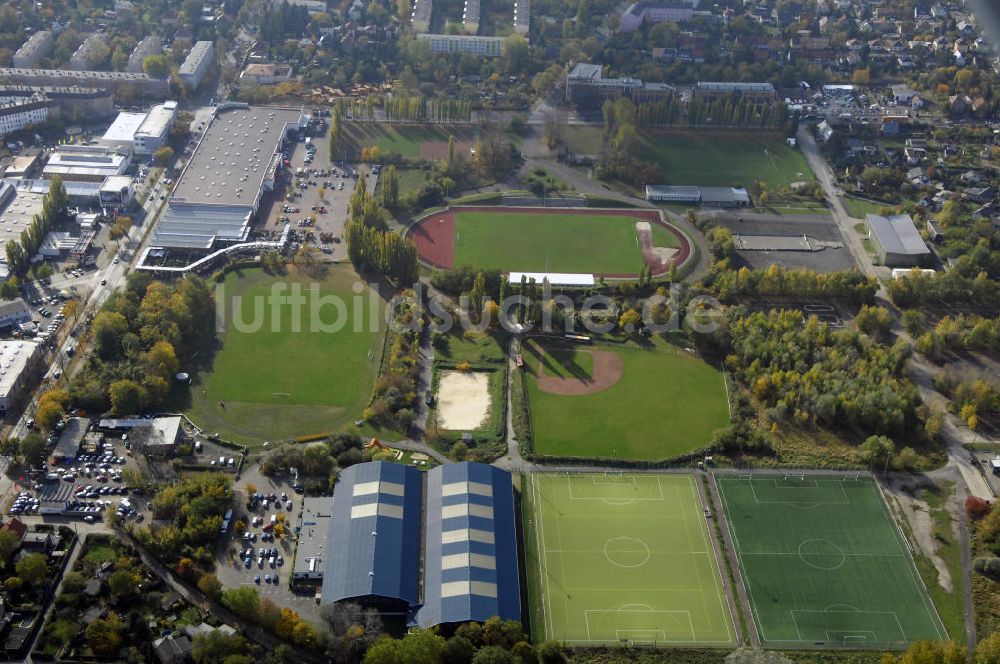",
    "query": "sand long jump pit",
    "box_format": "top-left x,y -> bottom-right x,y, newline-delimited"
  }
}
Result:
436,370 -> 492,430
